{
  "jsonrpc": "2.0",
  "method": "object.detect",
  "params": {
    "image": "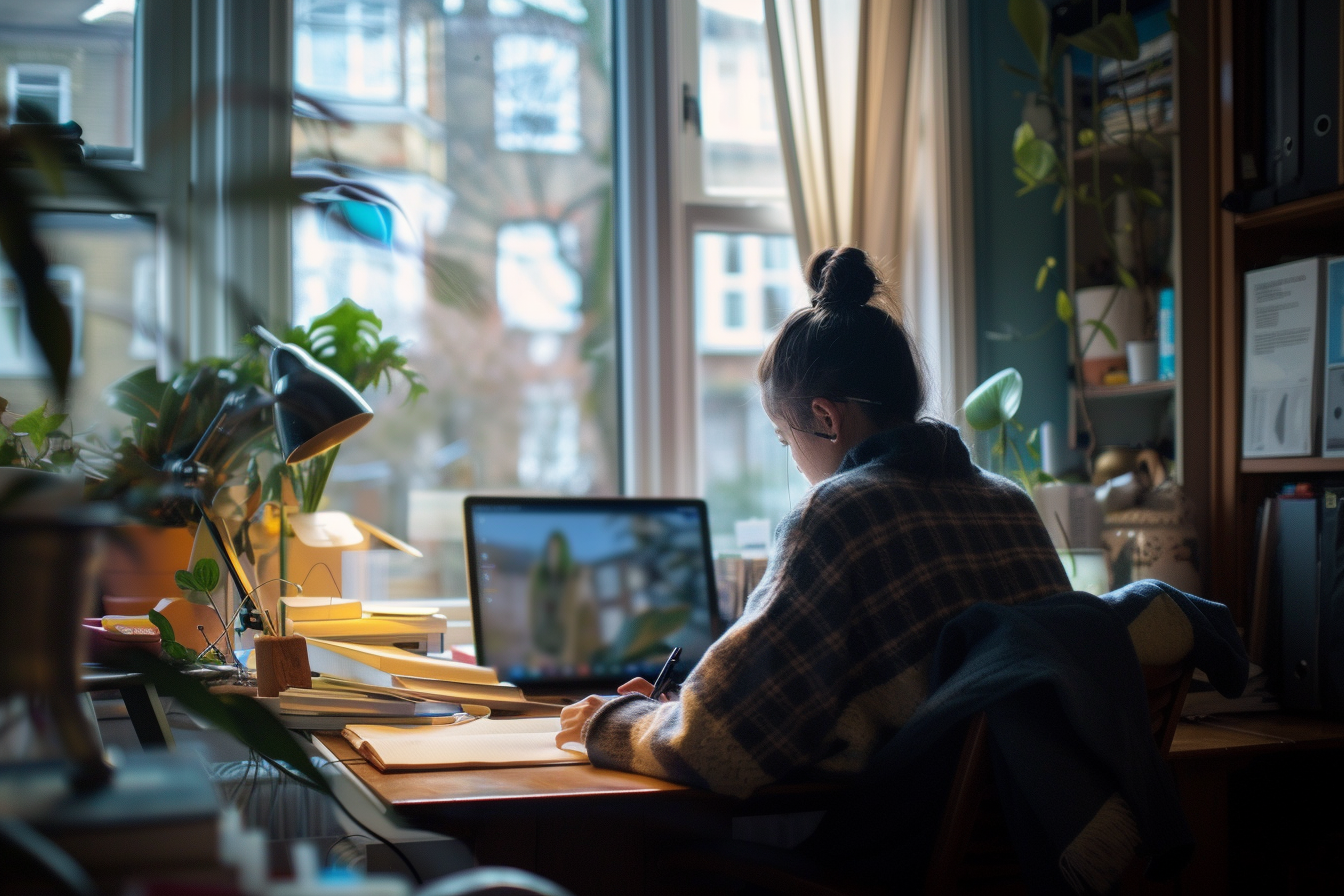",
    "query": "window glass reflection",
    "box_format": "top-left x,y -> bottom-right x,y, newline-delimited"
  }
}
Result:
0,0 -> 136,155
698,0 -> 785,198
292,0 -> 616,601
695,232 -> 809,551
